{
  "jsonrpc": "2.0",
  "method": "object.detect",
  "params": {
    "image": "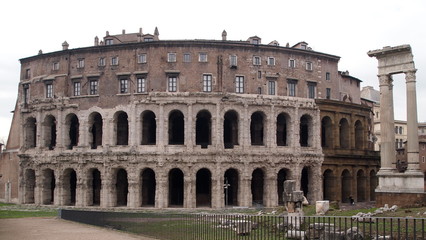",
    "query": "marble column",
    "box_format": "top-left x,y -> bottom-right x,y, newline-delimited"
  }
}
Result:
405,70 -> 421,171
